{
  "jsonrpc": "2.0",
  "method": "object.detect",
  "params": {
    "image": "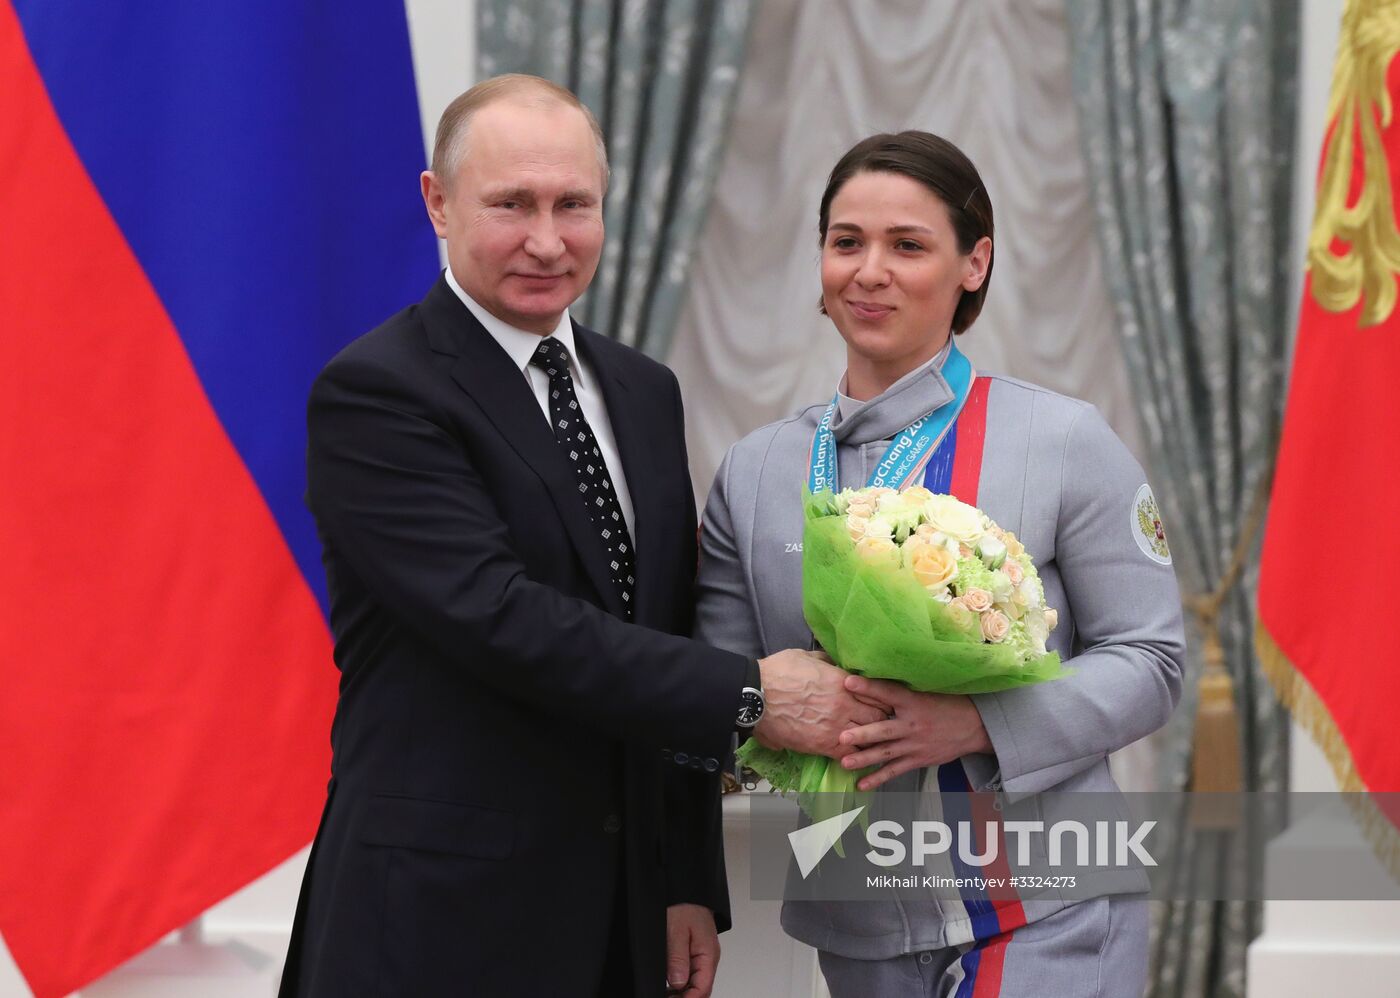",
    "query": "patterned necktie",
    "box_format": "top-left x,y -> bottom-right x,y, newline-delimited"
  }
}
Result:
529,337 -> 636,618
